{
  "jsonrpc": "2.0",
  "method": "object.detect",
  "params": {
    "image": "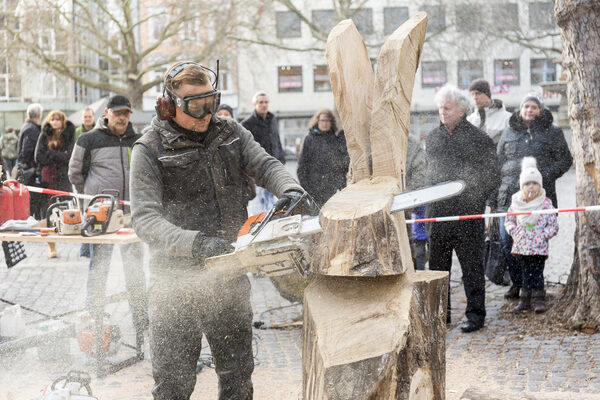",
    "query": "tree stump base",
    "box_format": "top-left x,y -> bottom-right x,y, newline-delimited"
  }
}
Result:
302,270 -> 448,400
